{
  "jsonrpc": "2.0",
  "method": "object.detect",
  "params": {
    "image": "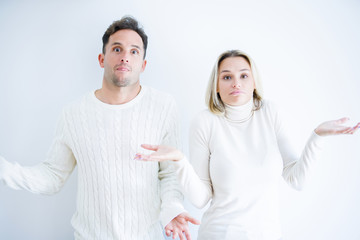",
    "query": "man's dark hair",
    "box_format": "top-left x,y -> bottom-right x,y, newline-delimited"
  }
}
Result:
102,16 -> 148,59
